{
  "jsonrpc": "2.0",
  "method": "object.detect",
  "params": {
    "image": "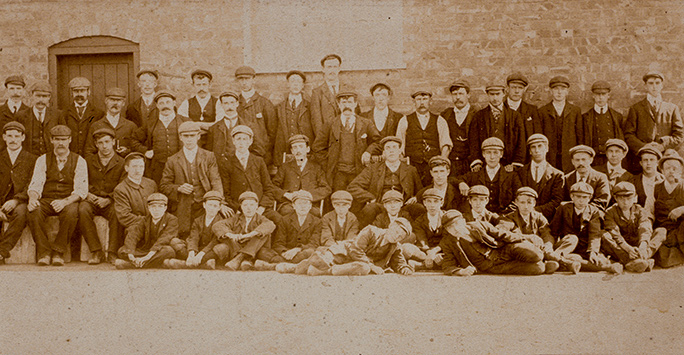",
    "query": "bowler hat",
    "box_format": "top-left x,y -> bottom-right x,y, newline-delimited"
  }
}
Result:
320,54 -> 342,66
